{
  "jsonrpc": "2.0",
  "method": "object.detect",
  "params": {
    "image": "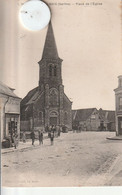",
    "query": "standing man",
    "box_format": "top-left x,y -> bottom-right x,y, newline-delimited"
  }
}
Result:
22,131 -> 26,143
38,130 -> 43,145
56,125 -> 60,137
50,127 -> 54,145
52,125 -> 56,137
13,132 -> 18,149
48,125 -> 52,138
31,131 -> 35,146
45,125 -> 49,133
